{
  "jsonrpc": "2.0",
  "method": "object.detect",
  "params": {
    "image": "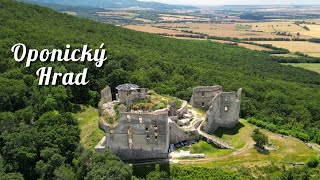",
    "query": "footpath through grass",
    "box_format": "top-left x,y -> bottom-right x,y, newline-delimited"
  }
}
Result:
75,105 -> 105,151
177,120 -> 320,167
